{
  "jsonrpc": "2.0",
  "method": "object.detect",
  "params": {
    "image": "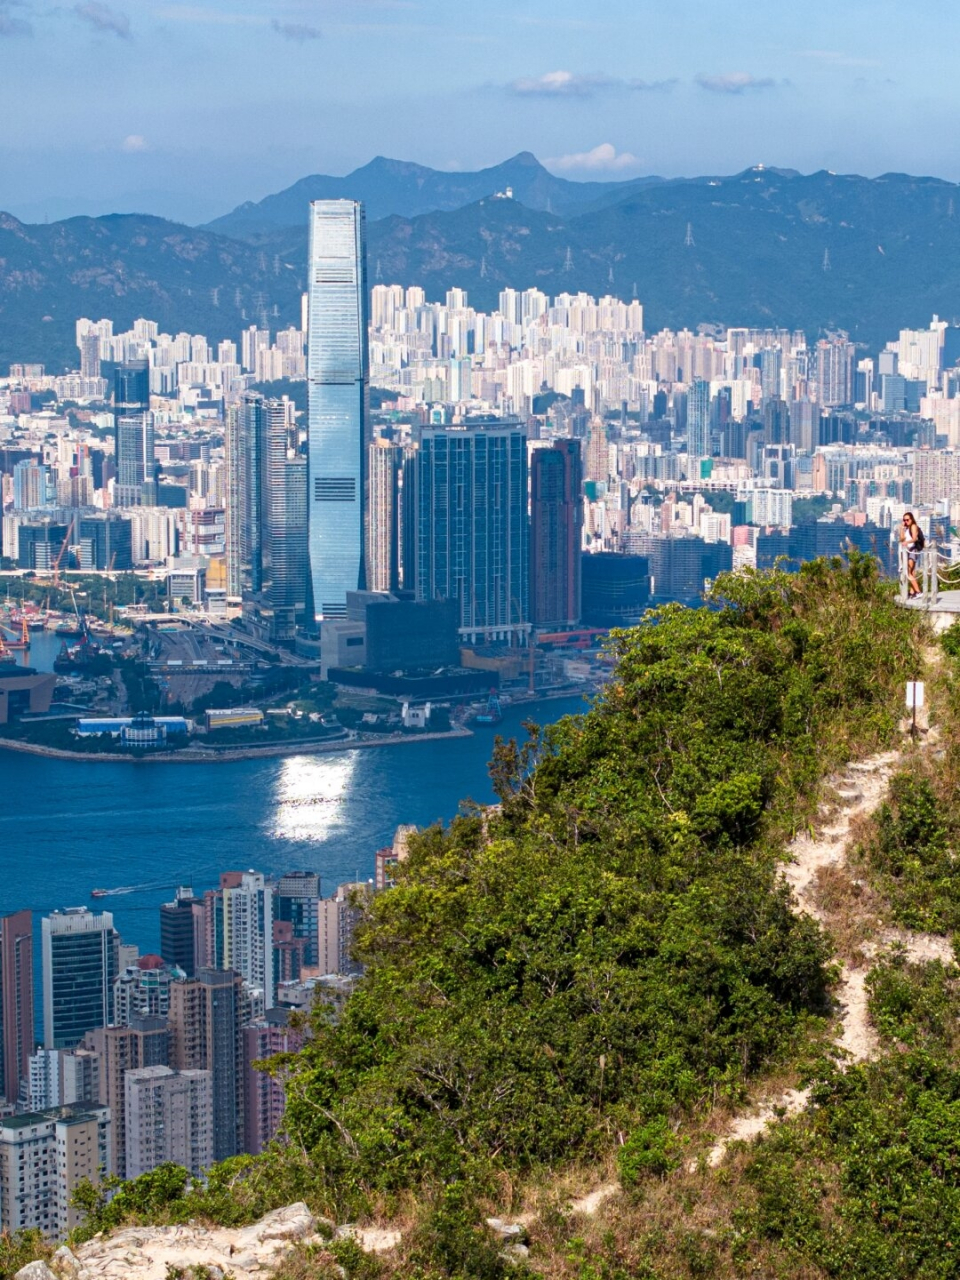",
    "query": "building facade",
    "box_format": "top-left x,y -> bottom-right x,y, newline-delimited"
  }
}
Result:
414,421 -> 529,643
125,1065 -> 213,1179
0,1106 -> 111,1238
307,199 -> 369,621
0,910 -> 33,1106
167,968 -> 243,1162
530,440 -> 583,629
42,909 -> 119,1050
